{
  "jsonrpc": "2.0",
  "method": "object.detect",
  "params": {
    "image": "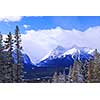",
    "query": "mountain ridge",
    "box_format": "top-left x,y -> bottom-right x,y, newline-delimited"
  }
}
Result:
37,45 -> 95,67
